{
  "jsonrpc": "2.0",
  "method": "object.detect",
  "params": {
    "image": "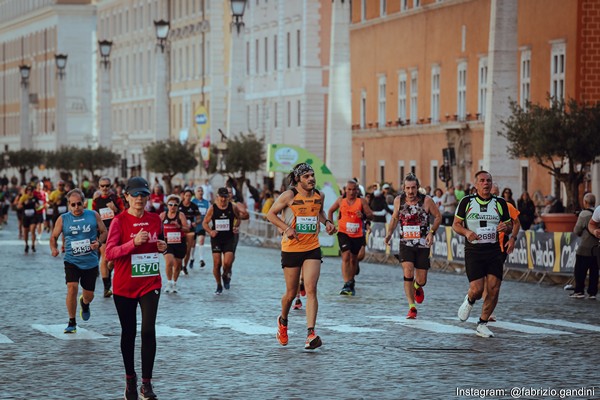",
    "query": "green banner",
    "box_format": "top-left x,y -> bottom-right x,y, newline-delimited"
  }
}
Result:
267,144 -> 340,256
